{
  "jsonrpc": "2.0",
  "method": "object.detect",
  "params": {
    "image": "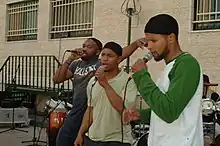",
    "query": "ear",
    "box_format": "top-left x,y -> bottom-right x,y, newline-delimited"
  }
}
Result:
117,56 -> 121,64
168,33 -> 175,44
96,49 -> 101,56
